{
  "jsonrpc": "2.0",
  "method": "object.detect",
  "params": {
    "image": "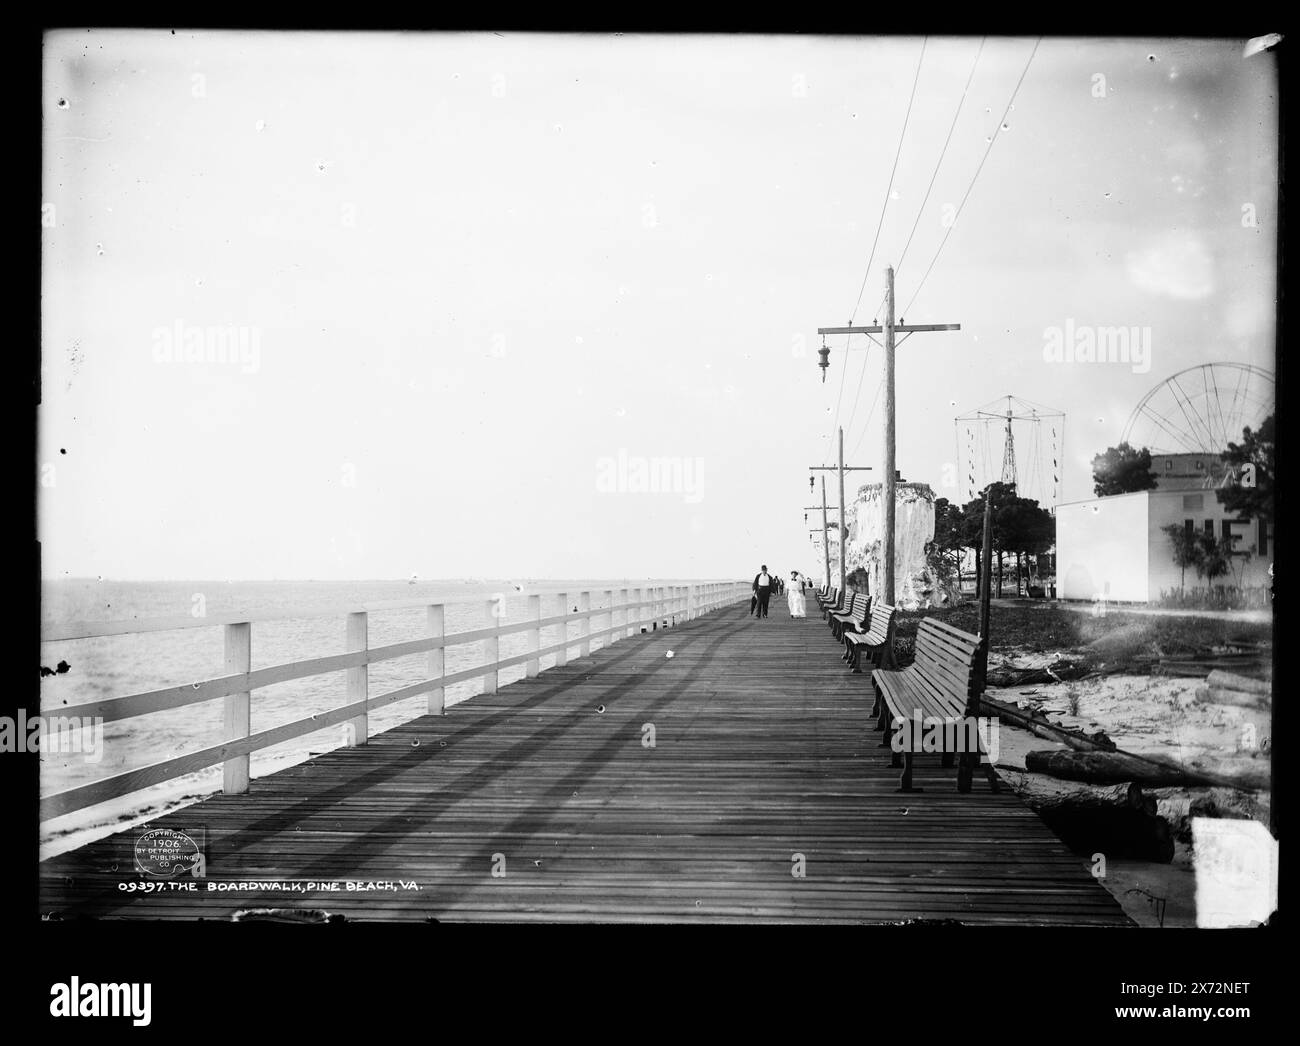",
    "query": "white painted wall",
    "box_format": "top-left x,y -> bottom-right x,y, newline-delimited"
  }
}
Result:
1146,490 -> 1273,596
1056,492 -> 1150,602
